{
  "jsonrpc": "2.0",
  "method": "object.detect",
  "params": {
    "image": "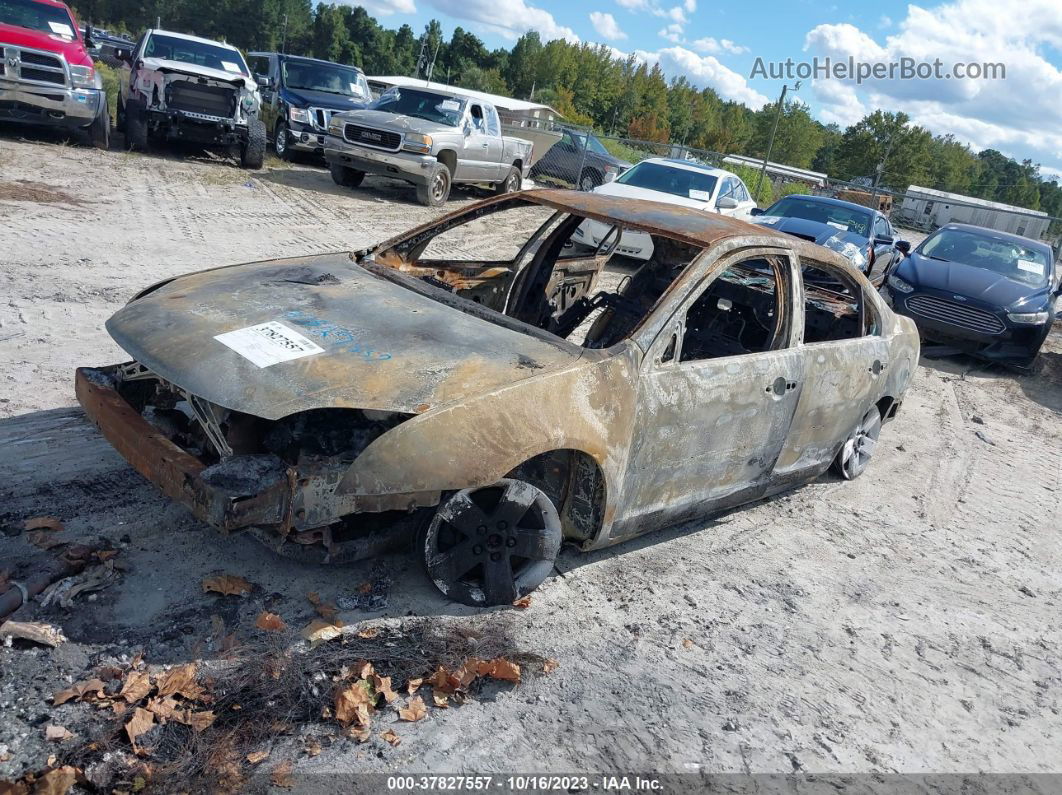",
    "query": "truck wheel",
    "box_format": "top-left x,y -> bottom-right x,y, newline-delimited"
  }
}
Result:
240,119 -> 266,170
419,479 -> 561,606
416,163 -> 452,207
329,162 -> 365,188
115,96 -> 126,133
124,98 -> 148,152
87,104 -> 110,150
831,406 -> 882,480
493,165 -> 521,195
274,120 -> 293,161
579,168 -> 601,192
